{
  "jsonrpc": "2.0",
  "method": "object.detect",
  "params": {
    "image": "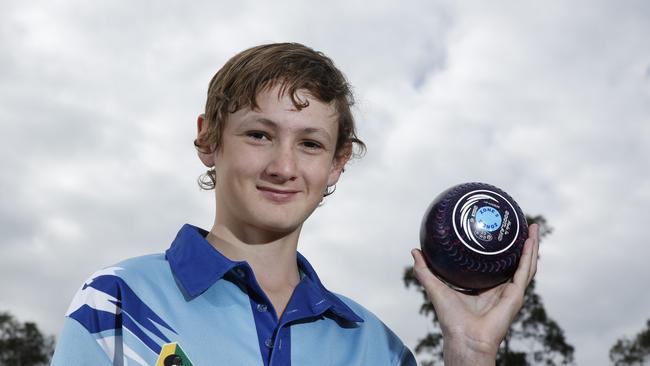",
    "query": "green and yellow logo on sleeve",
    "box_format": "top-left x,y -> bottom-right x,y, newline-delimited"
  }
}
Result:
156,342 -> 194,366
